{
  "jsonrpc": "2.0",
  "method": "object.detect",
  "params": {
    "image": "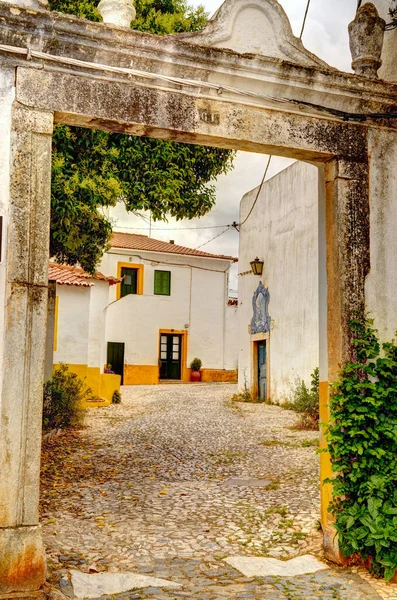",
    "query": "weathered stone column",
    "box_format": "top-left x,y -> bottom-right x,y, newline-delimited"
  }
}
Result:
0,87 -> 53,597
321,157 -> 370,563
